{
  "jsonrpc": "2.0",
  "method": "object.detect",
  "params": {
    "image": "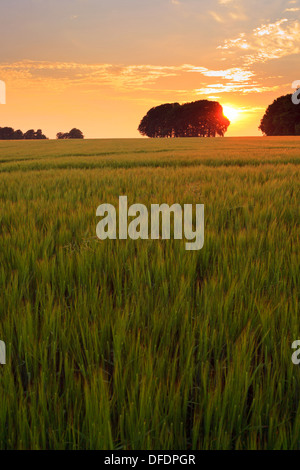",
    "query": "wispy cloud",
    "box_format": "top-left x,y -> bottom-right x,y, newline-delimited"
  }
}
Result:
0,61 -> 258,95
0,61 -> 181,91
209,11 -> 225,23
214,0 -> 247,21
0,60 -> 280,101
194,84 -> 280,95
219,18 -> 300,64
